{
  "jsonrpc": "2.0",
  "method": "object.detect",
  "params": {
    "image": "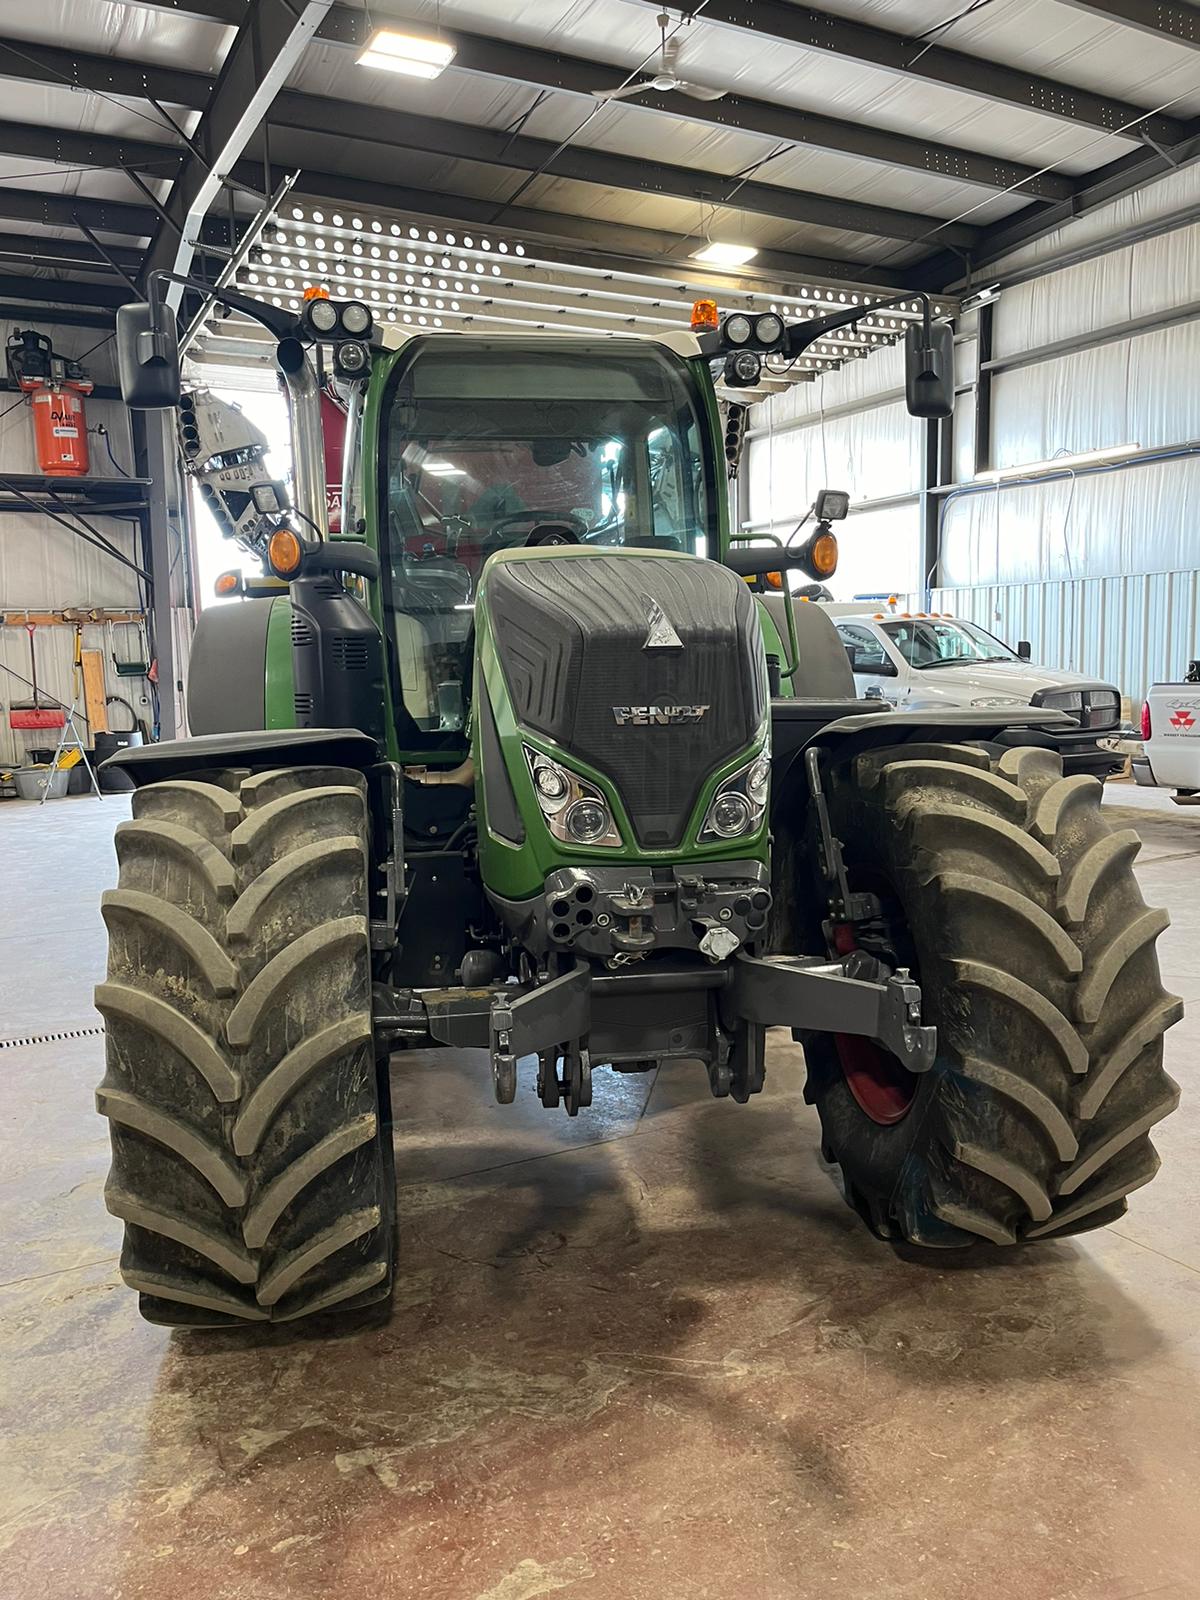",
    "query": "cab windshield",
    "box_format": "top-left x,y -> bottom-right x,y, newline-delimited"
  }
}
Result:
380,337 -> 718,741
881,617 -> 1019,670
